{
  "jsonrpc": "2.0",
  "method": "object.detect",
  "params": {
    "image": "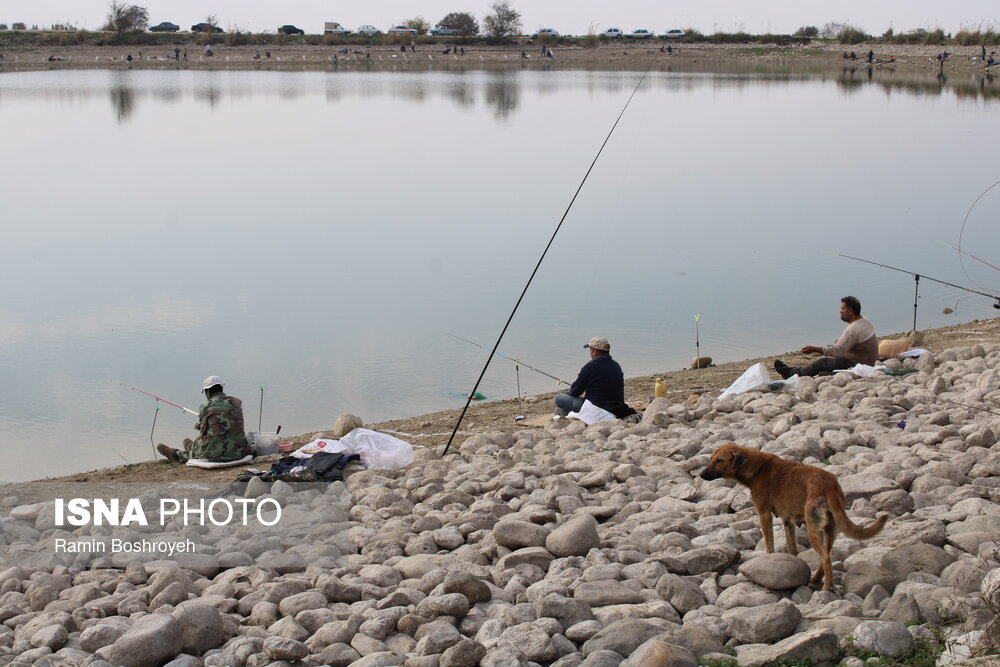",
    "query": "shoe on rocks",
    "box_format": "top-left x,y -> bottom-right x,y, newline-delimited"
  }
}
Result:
773,359 -> 793,379
157,443 -> 181,463
553,407 -> 569,417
